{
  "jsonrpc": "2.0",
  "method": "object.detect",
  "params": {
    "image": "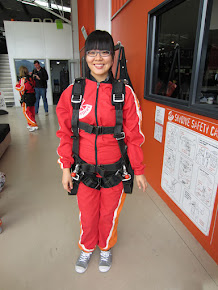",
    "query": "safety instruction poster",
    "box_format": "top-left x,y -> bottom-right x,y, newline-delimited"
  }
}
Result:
161,110 -> 218,236
154,106 -> 165,143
